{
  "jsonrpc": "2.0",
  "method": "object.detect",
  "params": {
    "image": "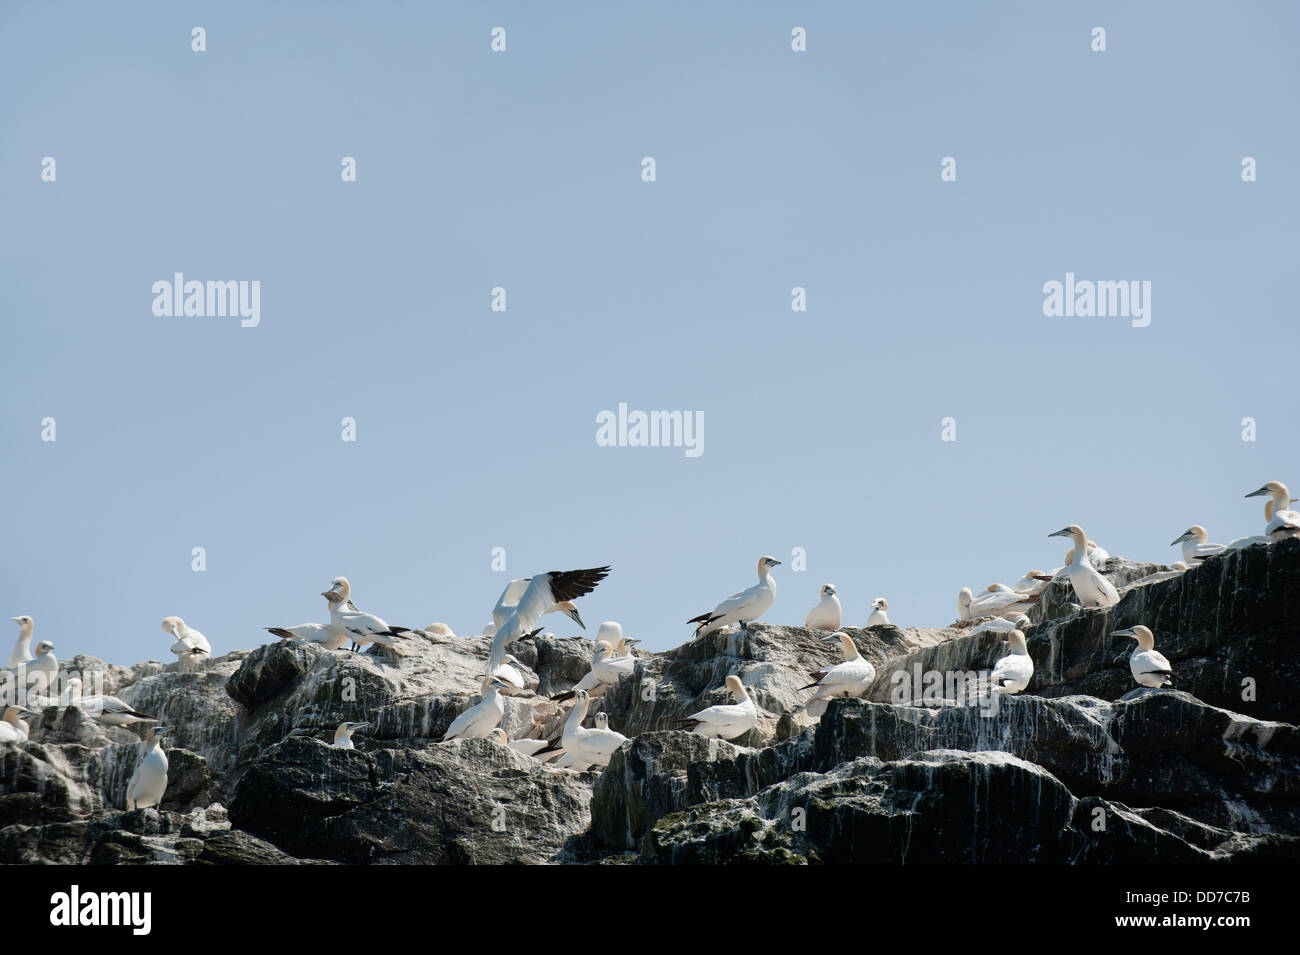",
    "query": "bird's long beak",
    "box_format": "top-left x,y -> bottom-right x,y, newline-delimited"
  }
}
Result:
1032,574 -> 1053,582
567,608 -> 585,630
1245,486 -> 1270,498
1048,528 -> 1072,538
353,722 -> 369,731
321,590 -> 337,599
1110,628 -> 1136,638
821,633 -> 841,643
10,617 -> 20,623
622,638 -> 641,647
1171,531 -> 1193,545
770,560 -> 783,566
